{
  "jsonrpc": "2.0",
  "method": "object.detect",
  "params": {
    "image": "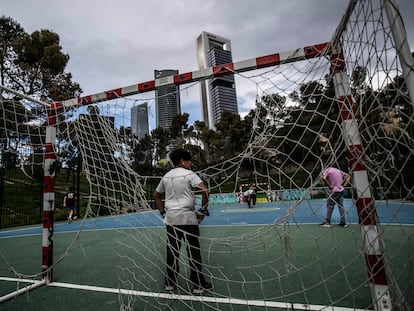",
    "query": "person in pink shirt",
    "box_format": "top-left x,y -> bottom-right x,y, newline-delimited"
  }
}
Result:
320,167 -> 351,227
